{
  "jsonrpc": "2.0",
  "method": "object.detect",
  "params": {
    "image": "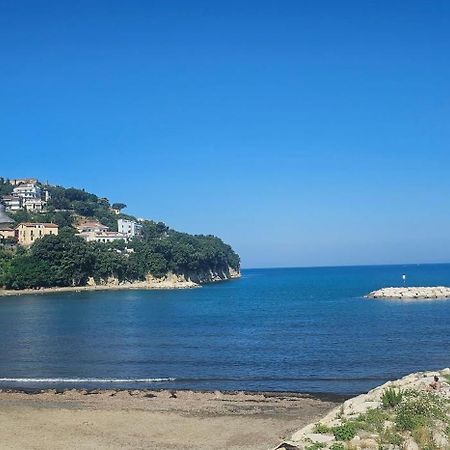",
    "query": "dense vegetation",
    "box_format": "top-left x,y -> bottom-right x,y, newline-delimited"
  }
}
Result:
0,177 -> 13,197
5,182 -> 135,231
0,180 -> 240,290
